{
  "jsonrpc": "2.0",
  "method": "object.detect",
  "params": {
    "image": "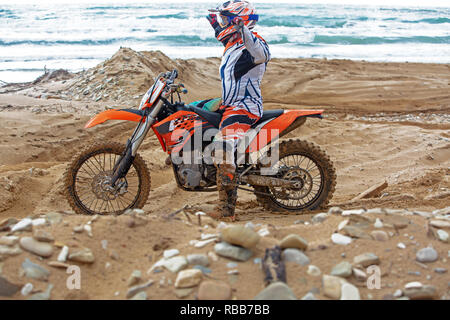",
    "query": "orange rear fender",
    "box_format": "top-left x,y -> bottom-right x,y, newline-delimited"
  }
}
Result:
85,109 -> 145,128
248,109 -> 323,152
